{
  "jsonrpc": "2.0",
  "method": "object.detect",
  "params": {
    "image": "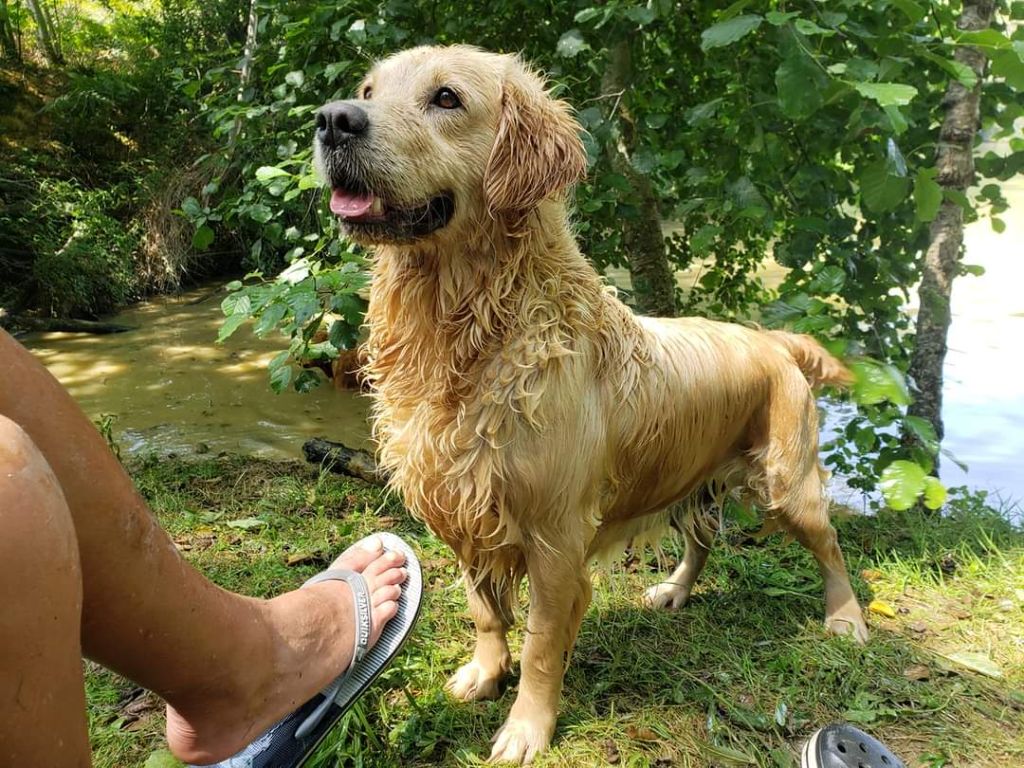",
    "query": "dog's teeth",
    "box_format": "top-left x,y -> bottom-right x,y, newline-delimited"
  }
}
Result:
371,197 -> 384,215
